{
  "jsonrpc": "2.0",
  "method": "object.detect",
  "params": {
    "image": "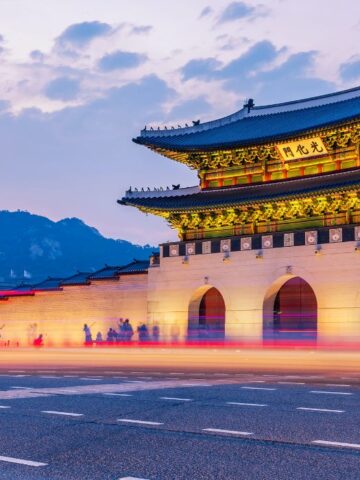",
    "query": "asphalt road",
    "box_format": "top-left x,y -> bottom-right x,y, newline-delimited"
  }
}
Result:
0,367 -> 359,480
